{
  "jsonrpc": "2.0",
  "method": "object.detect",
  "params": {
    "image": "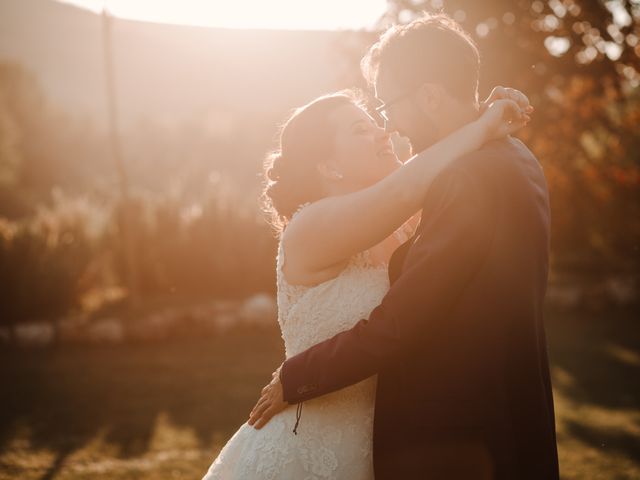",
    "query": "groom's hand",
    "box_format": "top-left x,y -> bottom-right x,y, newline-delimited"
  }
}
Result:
248,364 -> 288,429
